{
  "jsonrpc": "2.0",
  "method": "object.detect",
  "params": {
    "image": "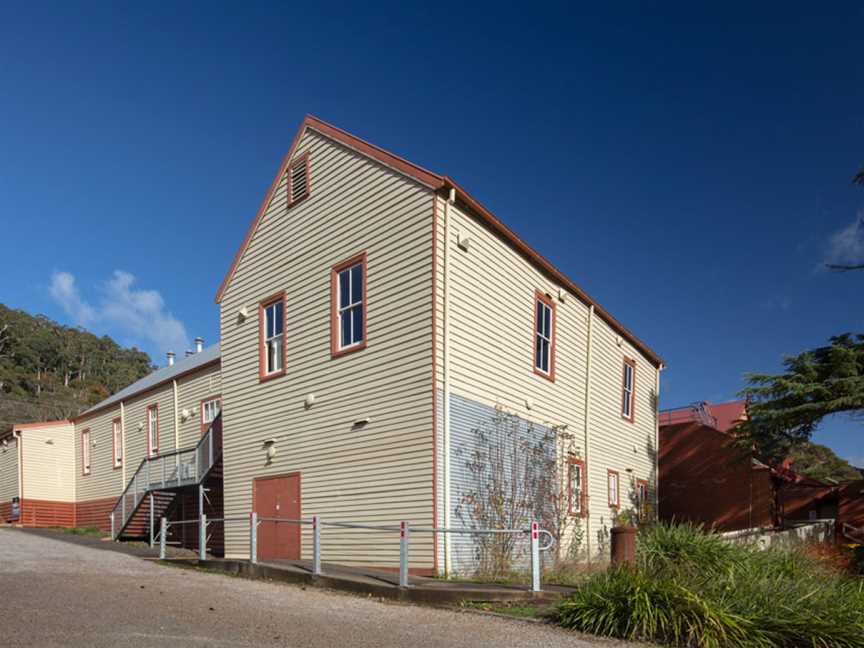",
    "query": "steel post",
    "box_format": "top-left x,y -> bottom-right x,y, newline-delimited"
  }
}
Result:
399,521 -> 410,588
250,512 -> 258,564
110,512 -> 115,541
149,492 -> 155,547
312,516 -> 321,576
159,517 -> 167,560
530,521 -> 541,593
199,513 -> 207,561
